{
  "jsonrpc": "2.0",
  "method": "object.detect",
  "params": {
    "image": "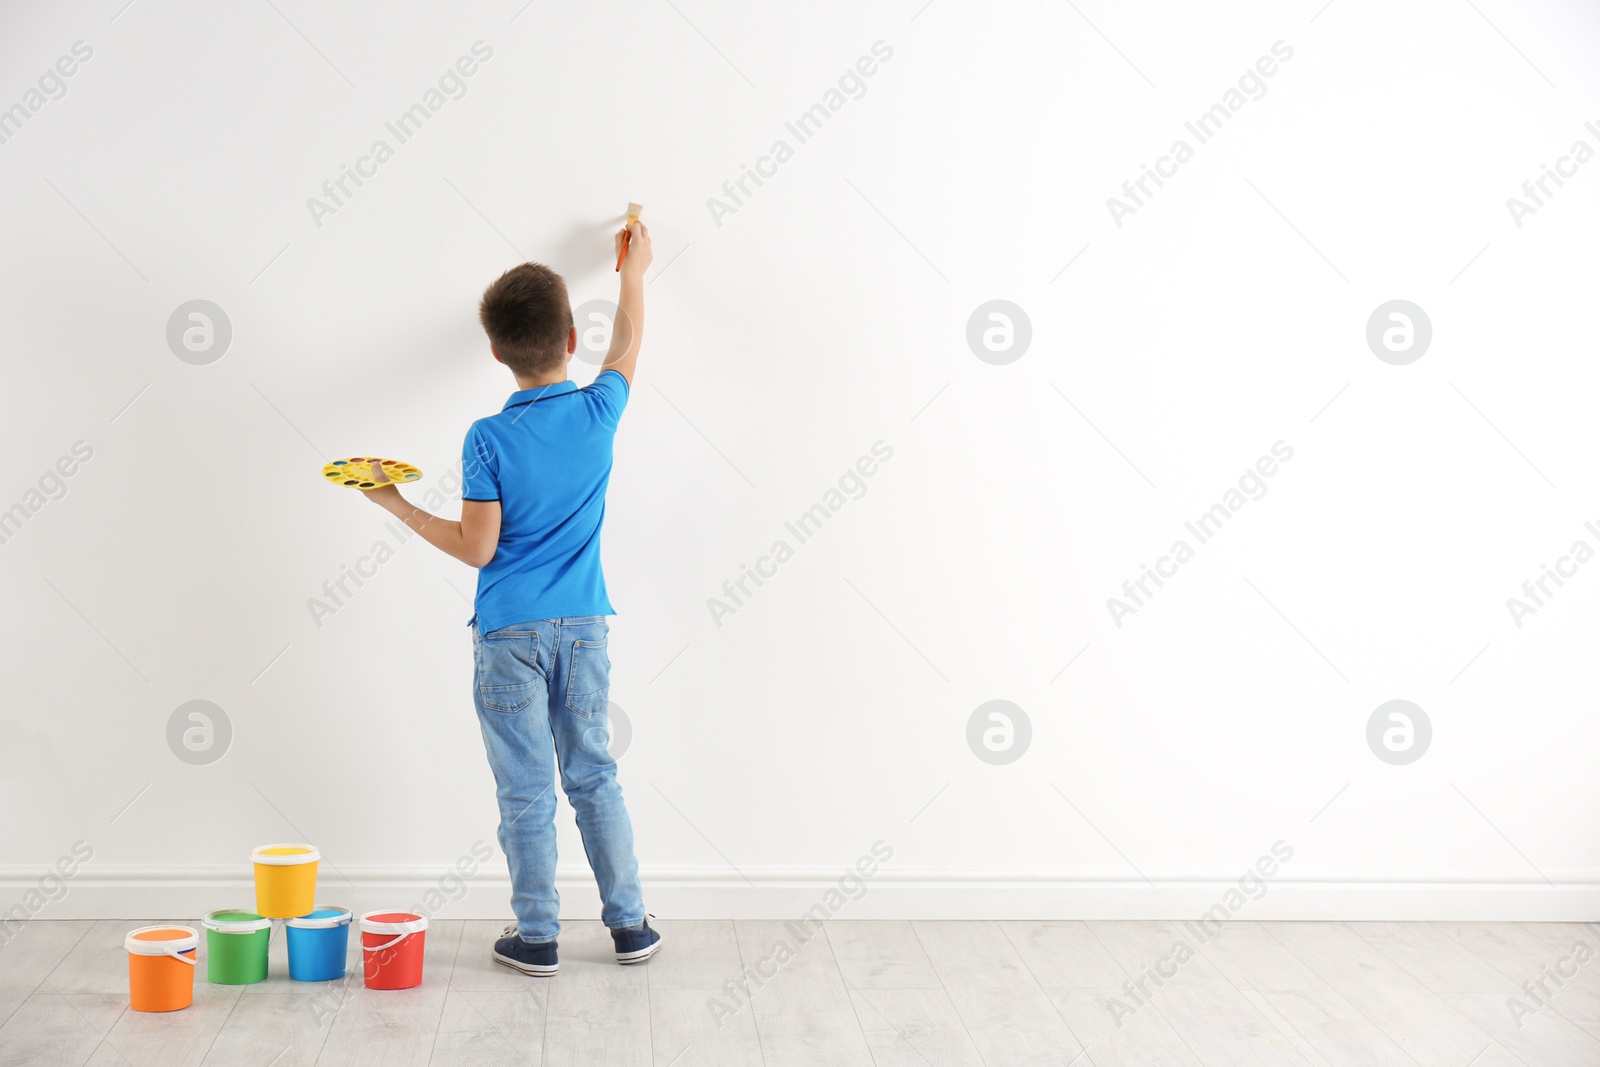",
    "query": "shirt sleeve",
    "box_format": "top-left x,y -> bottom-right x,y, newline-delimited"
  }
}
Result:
582,369 -> 630,429
461,421 -> 501,501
